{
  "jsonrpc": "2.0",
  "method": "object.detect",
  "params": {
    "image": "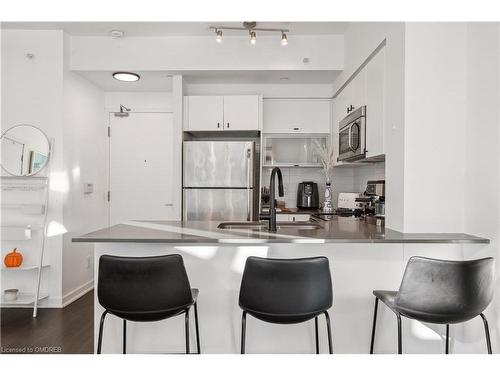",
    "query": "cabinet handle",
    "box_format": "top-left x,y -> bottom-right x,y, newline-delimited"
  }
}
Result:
217,123 -> 220,128
227,122 -> 230,129
293,127 -> 299,131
